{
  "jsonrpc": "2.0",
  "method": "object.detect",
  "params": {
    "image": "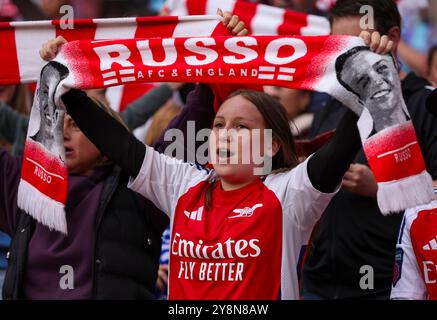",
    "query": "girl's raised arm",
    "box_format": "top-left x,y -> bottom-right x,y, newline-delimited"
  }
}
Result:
62,89 -> 213,217
62,89 -> 145,178
307,109 -> 361,193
